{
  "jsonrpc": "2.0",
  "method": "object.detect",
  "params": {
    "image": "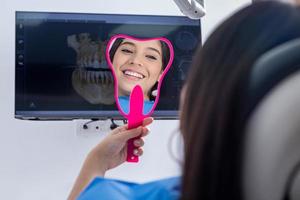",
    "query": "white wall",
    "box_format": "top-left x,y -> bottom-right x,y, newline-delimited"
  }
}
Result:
0,0 -> 250,199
